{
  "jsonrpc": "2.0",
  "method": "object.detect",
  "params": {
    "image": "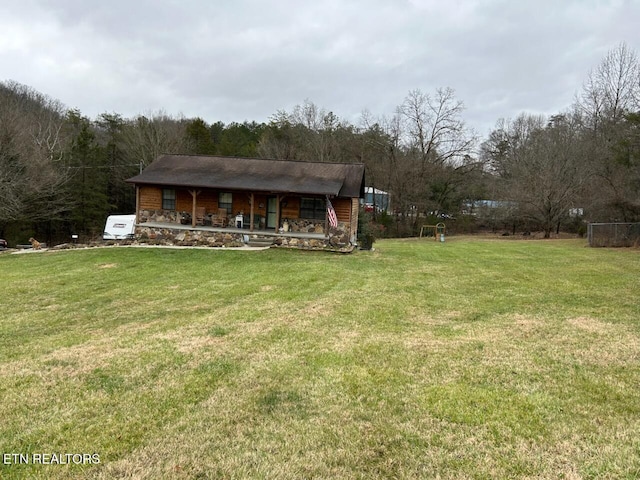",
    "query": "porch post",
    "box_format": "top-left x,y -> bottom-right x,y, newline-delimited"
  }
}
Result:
275,194 -> 281,232
189,190 -> 200,227
325,196 -> 329,236
250,193 -> 255,232
135,186 -> 140,224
